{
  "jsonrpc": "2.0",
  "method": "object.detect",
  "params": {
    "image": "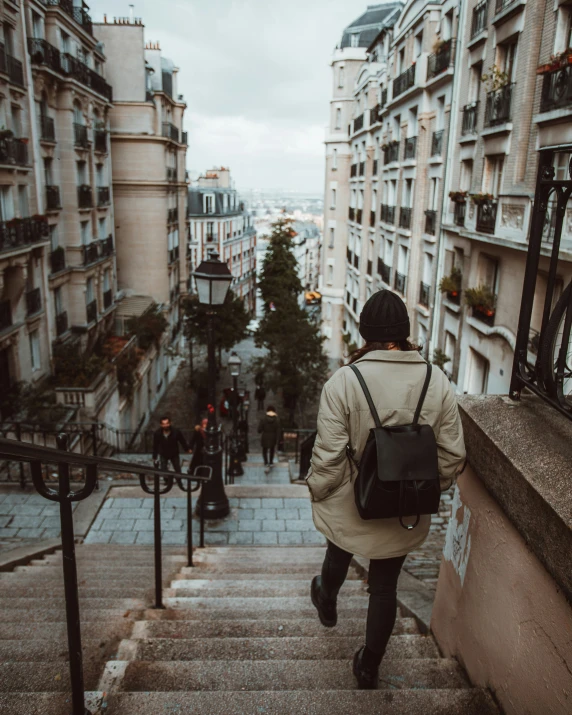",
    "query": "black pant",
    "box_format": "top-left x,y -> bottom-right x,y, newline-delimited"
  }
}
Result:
321,540 -> 406,658
160,455 -> 181,473
262,446 -> 275,465
257,399 -> 265,410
